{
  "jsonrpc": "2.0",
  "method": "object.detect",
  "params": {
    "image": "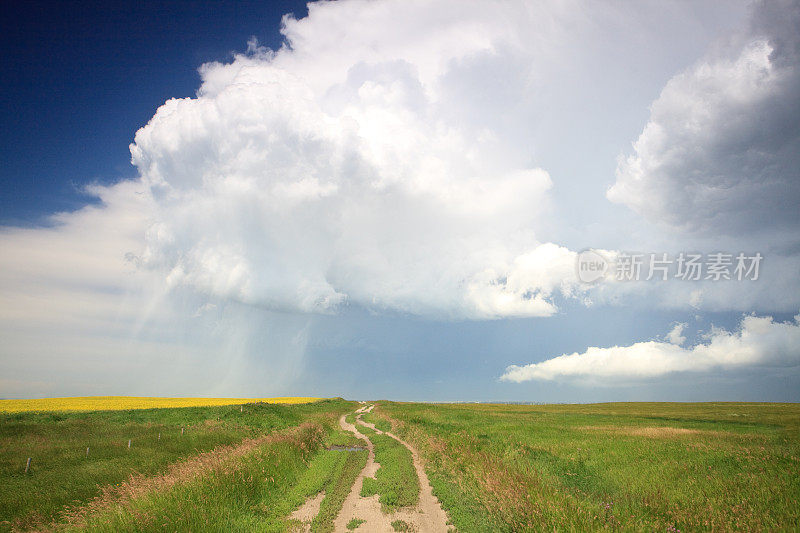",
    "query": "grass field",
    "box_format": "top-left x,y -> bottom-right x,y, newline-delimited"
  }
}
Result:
377,401 -> 800,531
2,399 -> 799,531
0,396 -> 320,413
75,423 -> 367,532
0,399 -> 350,531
